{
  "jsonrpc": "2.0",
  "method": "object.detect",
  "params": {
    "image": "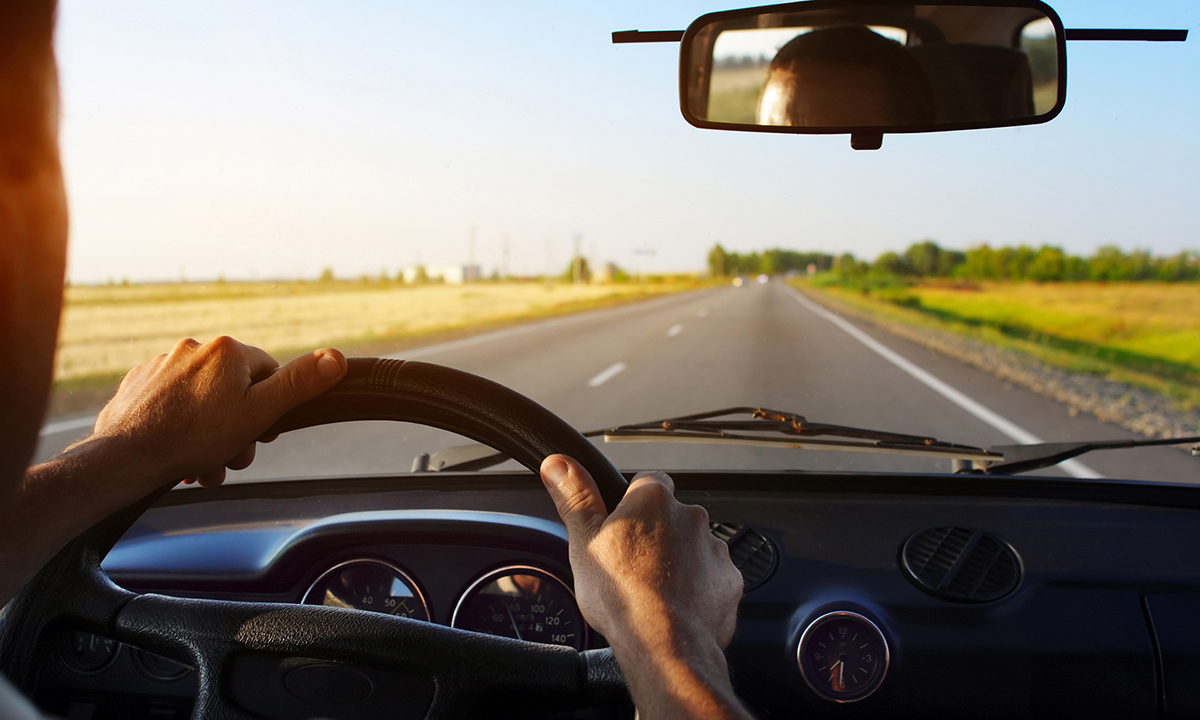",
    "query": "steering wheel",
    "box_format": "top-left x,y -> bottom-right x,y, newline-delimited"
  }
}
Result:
0,358 -> 631,719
